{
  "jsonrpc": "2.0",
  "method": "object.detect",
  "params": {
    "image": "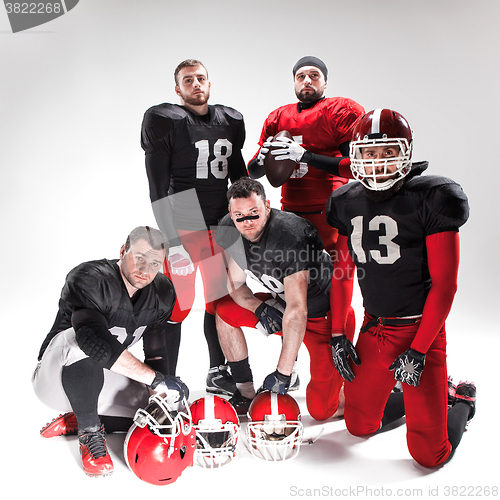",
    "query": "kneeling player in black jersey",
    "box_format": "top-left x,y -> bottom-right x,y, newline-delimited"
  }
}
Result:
326,109 -> 476,468
215,178 -> 353,418
33,226 -> 188,477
